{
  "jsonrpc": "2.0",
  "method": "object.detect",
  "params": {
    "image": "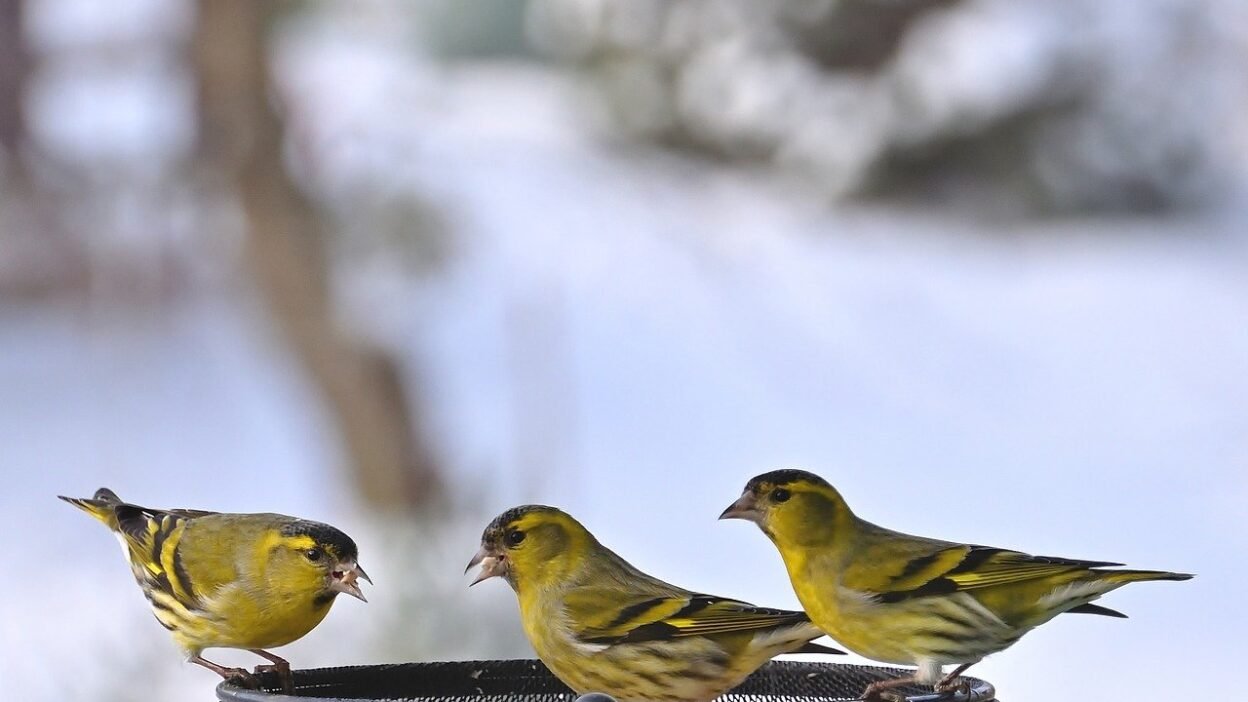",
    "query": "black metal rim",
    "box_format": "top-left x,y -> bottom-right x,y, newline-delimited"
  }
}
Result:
216,659 -> 996,702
